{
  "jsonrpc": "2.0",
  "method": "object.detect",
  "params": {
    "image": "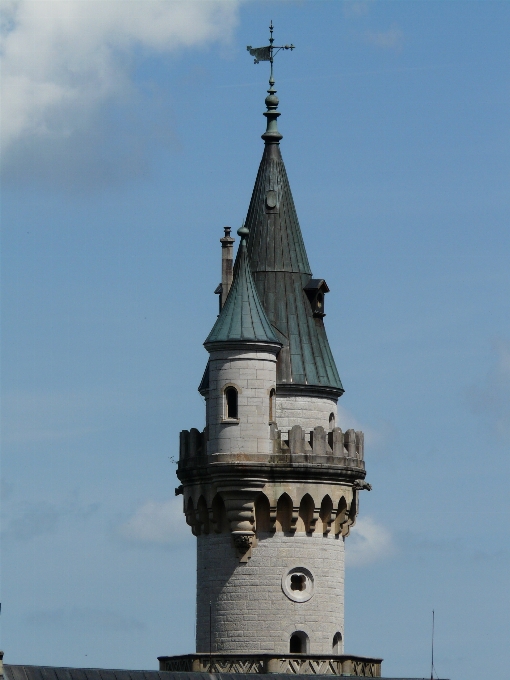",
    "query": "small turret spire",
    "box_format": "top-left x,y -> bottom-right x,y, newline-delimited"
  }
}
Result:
247,21 -> 295,144
204,222 -> 280,348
